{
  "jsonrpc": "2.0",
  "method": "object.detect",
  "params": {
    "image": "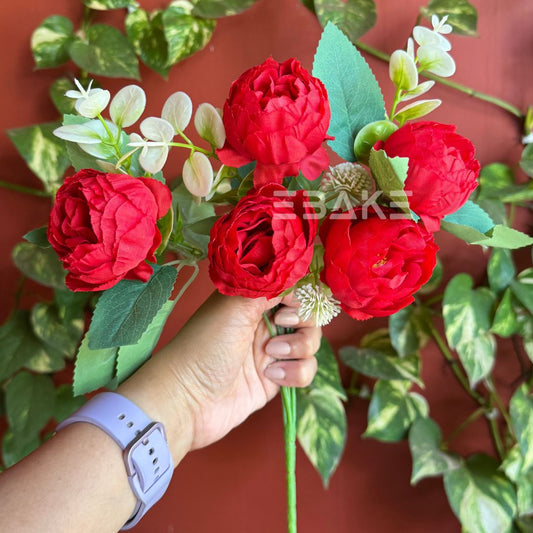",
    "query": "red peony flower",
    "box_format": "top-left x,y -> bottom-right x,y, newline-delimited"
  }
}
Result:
208,184 -> 318,298
320,208 -> 438,320
48,169 -> 171,292
375,121 -> 480,232
217,57 -> 331,187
